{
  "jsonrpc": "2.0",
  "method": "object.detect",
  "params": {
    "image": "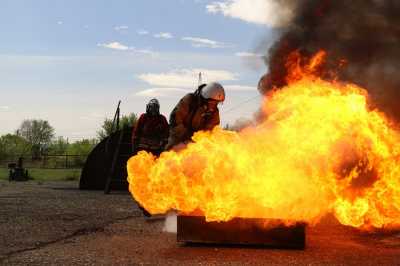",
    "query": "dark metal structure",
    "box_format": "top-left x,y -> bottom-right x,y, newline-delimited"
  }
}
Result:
8,157 -> 29,181
79,101 -> 133,191
104,127 -> 133,194
79,126 -> 132,190
177,215 -> 306,249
